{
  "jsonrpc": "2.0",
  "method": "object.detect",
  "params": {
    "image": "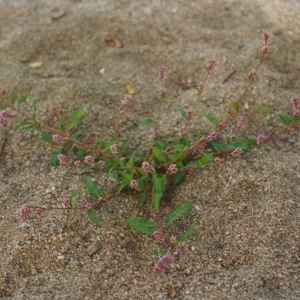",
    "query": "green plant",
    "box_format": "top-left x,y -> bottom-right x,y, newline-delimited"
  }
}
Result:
1,31 -> 299,273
